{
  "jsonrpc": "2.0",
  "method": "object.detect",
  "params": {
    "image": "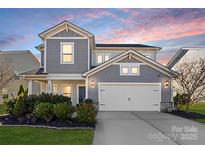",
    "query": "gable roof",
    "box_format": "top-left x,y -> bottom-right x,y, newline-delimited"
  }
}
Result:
96,44 -> 161,49
38,20 -> 94,40
83,49 -> 174,77
0,50 -> 40,74
0,50 -> 40,65
166,47 -> 205,68
35,43 -> 44,52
